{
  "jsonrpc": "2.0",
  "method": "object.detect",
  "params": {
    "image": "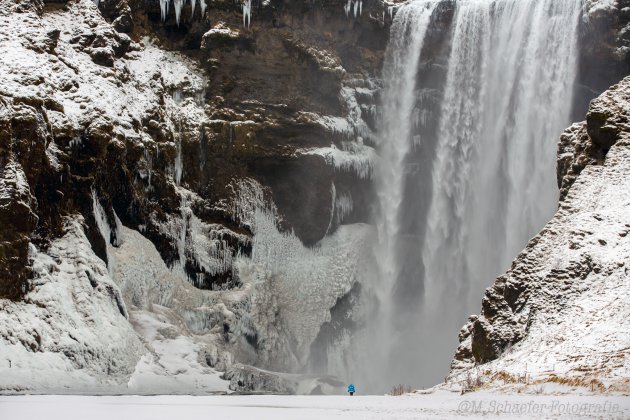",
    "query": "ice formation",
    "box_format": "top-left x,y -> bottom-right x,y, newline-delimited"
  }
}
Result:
232,180 -> 372,371
334,190 -> 354,224
0,218 -> 145,392
344,0 -> 363,18
92,190 -> 116,277
302,81 -> 378,180
158,0 -> 207,26
304,142 -> 376,180
174,140 -> 183,186
242,0 -> 252,28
